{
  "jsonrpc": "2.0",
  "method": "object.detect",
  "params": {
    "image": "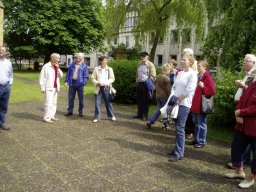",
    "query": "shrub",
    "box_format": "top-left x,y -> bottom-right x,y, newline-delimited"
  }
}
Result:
108,59 -> 161,103
108,59 -> 139,103
207,67 -> 243,127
